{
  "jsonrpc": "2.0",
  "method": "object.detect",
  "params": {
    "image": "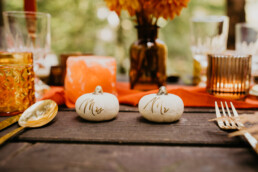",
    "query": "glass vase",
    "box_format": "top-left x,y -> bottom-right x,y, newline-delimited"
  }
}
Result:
129,25 -> 167,90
